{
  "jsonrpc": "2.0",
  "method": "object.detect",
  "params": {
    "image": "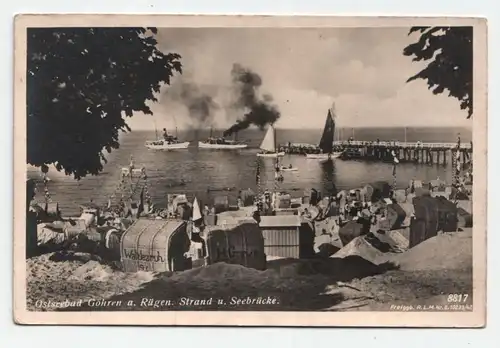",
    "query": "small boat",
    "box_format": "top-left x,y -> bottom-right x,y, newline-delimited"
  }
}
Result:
305,152 -> 342,160
258,152 -> 285,158
207,186 -> 237,192
121,156 -> 145,177
280,166 -> 298,172
121,167 -> 144,177
166,180 -> 187,188
305,104 -> 343,161
256,125 -> 285,158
